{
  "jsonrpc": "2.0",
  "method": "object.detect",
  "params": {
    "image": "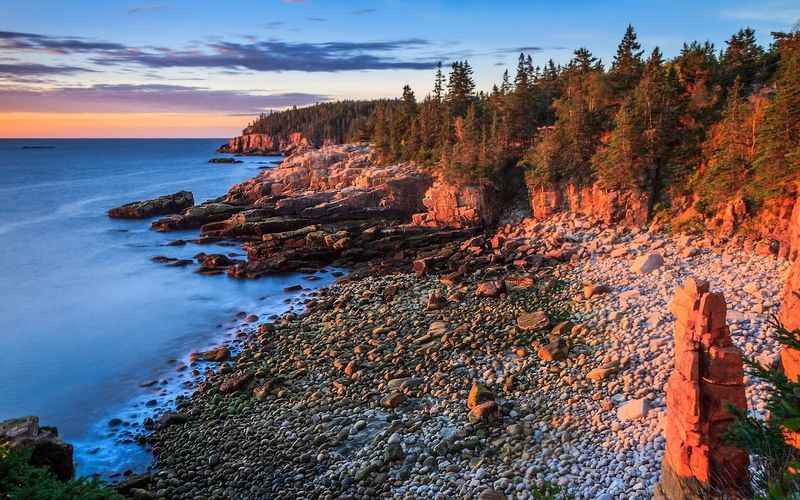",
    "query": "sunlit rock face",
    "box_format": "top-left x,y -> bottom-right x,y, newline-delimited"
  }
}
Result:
654,278 -> 749,499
